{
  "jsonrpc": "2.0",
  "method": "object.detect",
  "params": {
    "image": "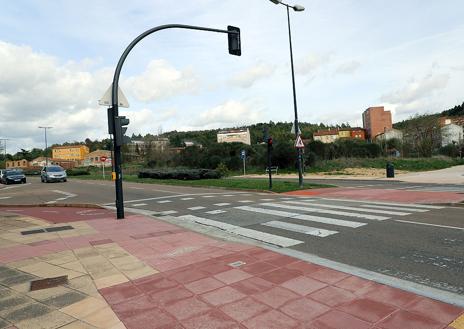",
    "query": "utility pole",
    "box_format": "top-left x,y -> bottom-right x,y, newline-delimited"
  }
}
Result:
38,126 -> 53,166
0,139 -> 9,169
